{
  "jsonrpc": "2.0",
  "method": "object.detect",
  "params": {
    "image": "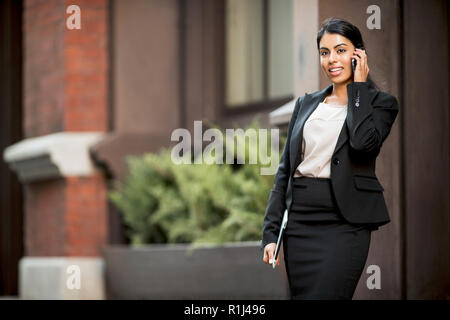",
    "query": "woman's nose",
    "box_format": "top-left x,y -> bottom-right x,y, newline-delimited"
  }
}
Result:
329,52 -> 338,63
